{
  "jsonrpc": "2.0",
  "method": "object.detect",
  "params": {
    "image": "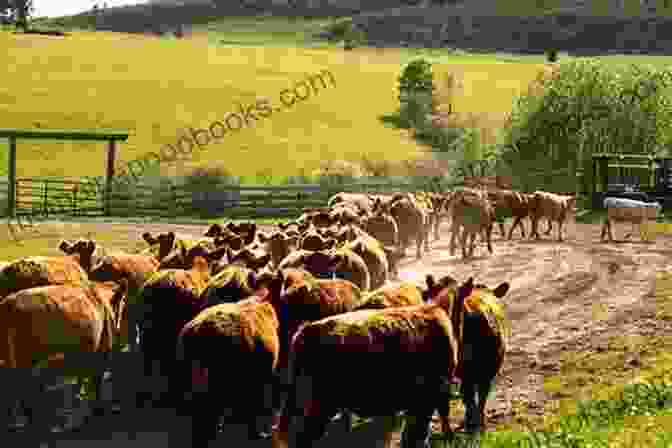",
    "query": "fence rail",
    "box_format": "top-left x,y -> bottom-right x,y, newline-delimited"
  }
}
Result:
0,178 -> 441,220
0,175 -> 596,220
